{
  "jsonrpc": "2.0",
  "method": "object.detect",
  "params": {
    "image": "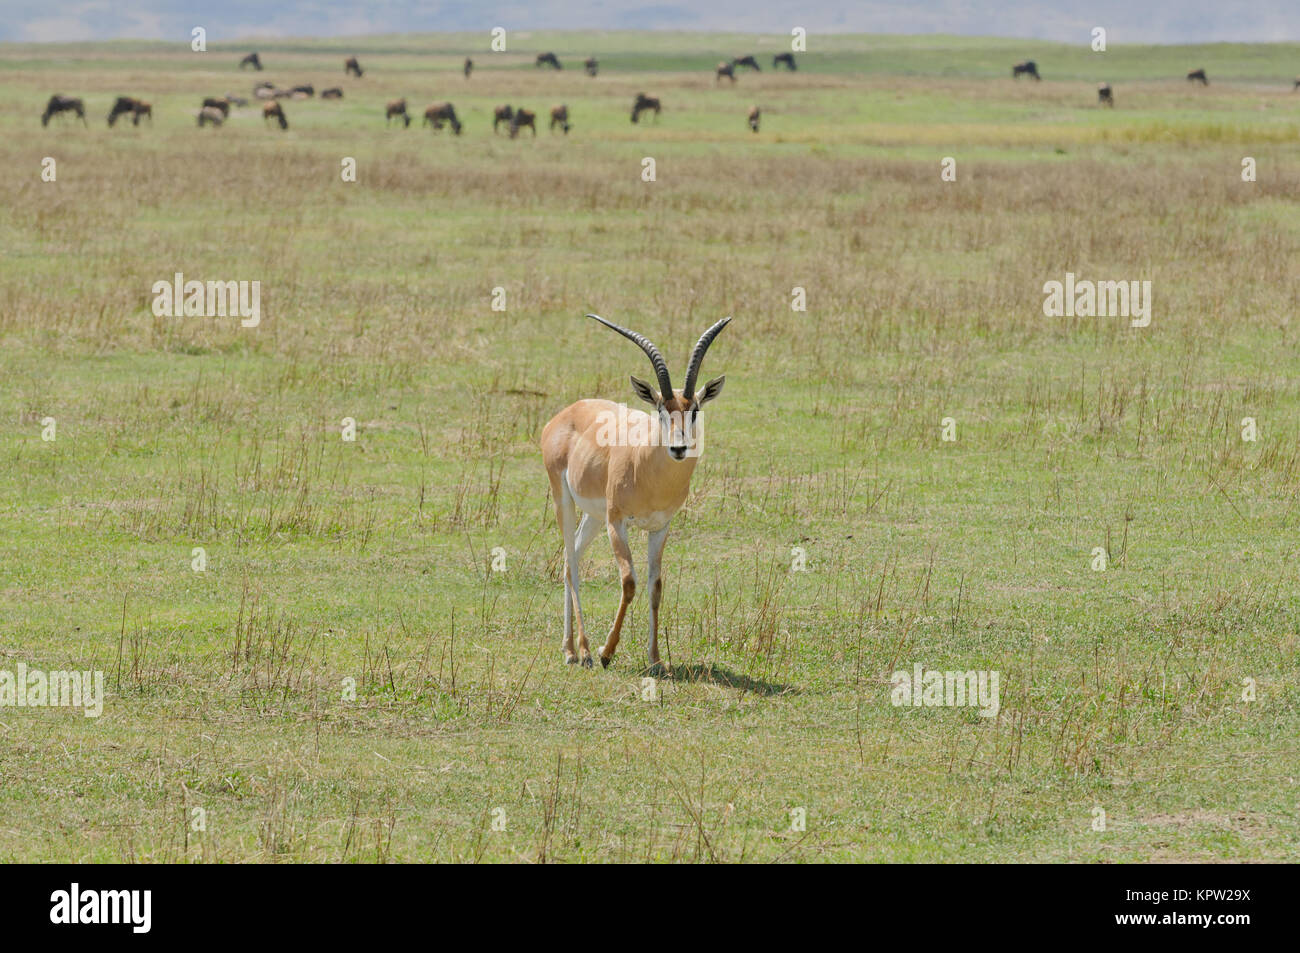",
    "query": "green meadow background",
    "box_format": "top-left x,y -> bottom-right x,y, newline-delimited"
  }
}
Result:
0,32 -> 1297,861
